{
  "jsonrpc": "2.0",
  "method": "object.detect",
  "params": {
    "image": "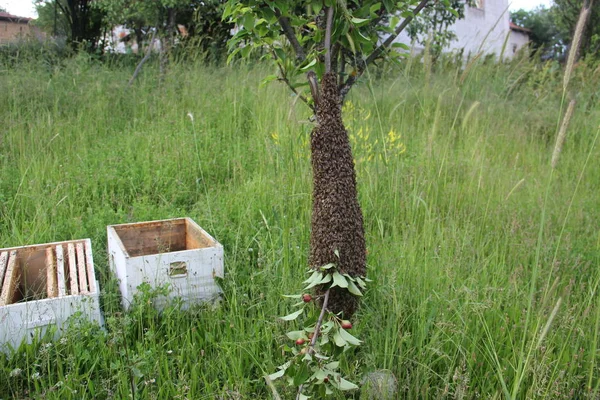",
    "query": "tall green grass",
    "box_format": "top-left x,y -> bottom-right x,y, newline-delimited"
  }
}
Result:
0,53 -> 599,399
